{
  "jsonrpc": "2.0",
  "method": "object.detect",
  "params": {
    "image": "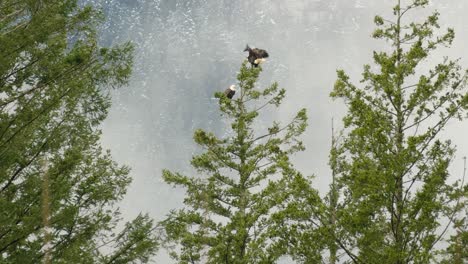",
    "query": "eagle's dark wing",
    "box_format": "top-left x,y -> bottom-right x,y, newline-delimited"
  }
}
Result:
224,88 -> 235,99
252,48 -> 269,58
247,55 -> 256,65
257,49 -> 269,58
